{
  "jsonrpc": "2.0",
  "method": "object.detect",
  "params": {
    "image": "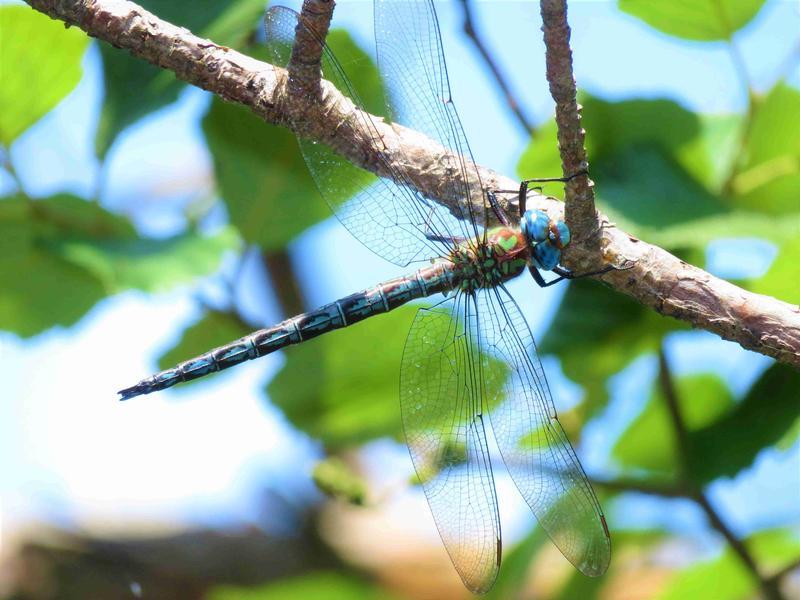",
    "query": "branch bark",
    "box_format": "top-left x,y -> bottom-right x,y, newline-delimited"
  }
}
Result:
539,0 -> 598,252
22,0 -> 800,369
